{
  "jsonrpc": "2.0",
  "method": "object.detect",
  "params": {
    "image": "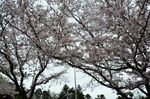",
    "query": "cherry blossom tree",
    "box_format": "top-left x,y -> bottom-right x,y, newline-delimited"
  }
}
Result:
0,0 -> 66,99
33,0 -> 150,98
1,0 -> 150,99
53,0 -> 150,98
